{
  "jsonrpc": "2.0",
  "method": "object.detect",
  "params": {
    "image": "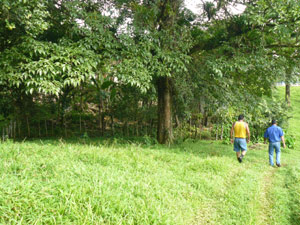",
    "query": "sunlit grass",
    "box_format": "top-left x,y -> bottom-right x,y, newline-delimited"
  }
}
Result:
1,87 -> 299,224
275,86 -> 300,139
0,139 -> 299,224
287,86 -> 300,140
